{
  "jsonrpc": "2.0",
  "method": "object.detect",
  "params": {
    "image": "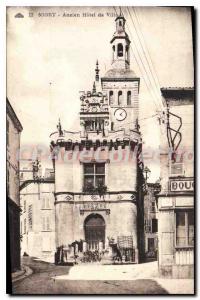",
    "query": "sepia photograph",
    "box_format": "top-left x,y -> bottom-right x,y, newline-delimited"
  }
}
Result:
6,5 -> 194,295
